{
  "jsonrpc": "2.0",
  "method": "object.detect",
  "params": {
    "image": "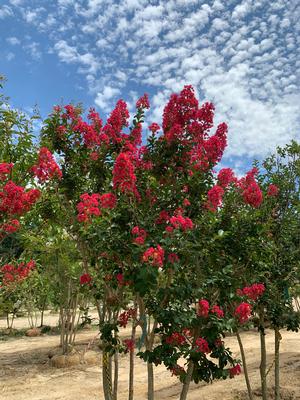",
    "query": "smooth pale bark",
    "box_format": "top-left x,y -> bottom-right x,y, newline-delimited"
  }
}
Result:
274,327 -> 281,400
236,331 -> 254,400
259,310 -> 268,400
179,360 -> 194,400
